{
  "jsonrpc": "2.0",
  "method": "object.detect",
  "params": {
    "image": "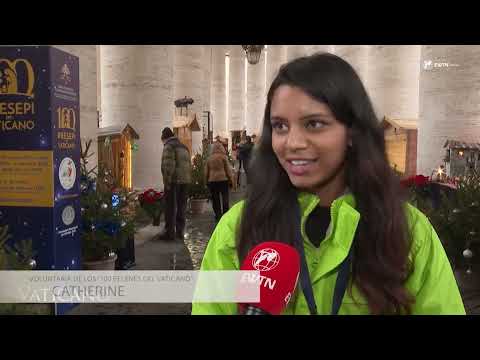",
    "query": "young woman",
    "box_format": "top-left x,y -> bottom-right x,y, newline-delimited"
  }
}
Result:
192,53 -> 465,315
